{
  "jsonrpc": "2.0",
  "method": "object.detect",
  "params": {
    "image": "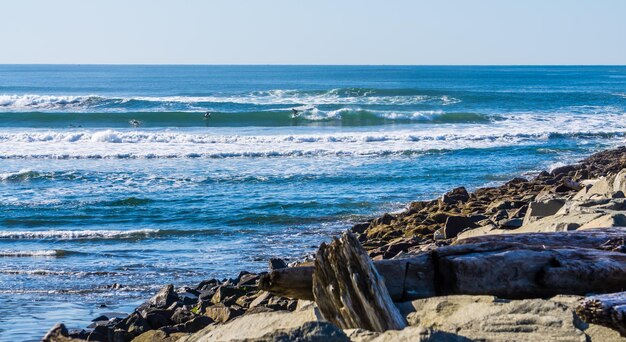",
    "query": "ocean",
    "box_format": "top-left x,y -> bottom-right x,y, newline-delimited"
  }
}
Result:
0,65 -> 625,340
